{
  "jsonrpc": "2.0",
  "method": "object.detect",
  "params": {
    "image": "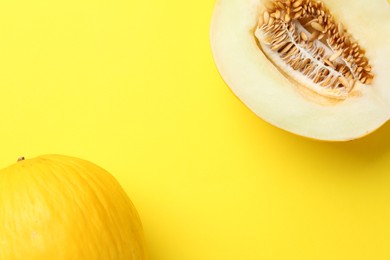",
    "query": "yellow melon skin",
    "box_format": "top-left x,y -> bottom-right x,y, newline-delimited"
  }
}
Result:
0,155 -> 146,260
